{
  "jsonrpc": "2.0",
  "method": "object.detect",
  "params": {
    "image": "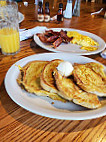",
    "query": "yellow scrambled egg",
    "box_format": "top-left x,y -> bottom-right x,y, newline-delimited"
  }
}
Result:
80,46 -> 98,51
67,31 -> 99,51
